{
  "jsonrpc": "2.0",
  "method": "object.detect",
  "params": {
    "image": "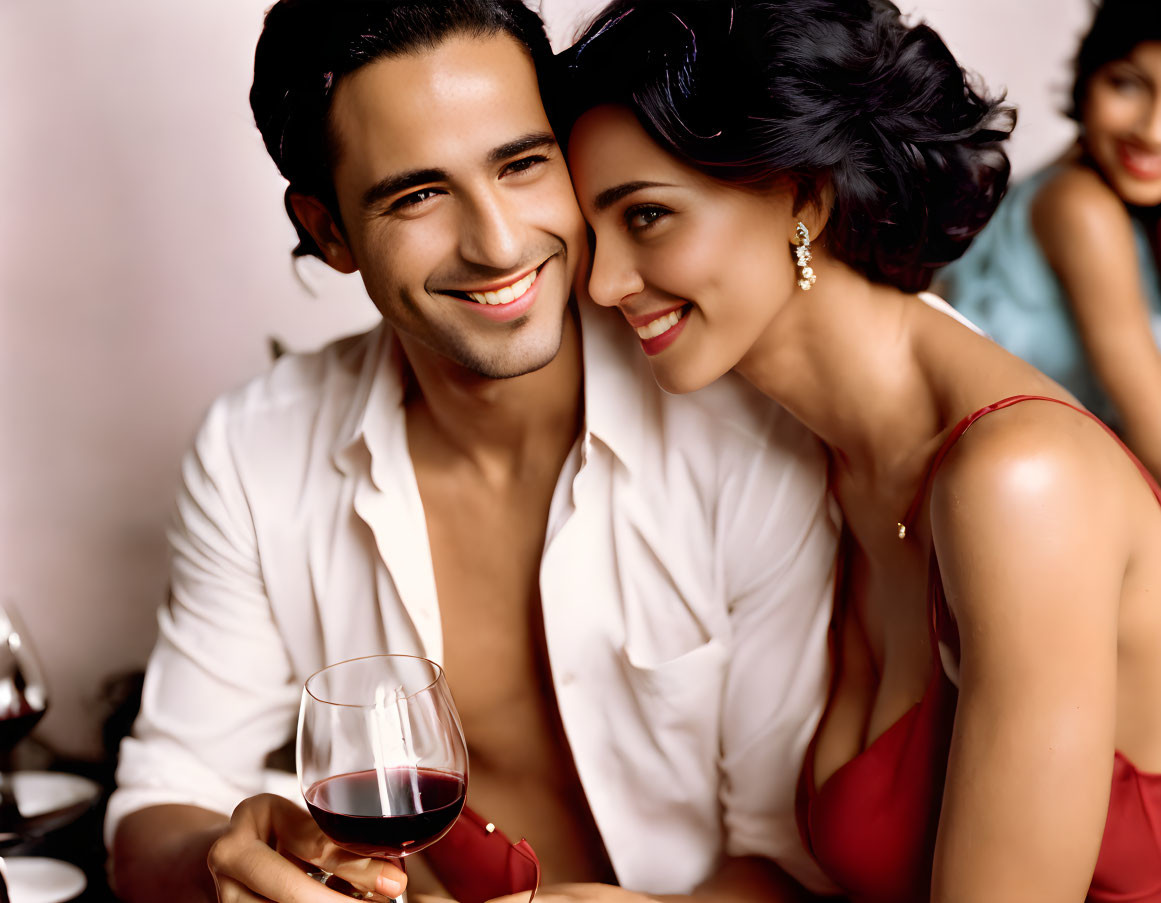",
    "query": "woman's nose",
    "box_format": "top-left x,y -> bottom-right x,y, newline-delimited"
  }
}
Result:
586,237 -> 644,309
